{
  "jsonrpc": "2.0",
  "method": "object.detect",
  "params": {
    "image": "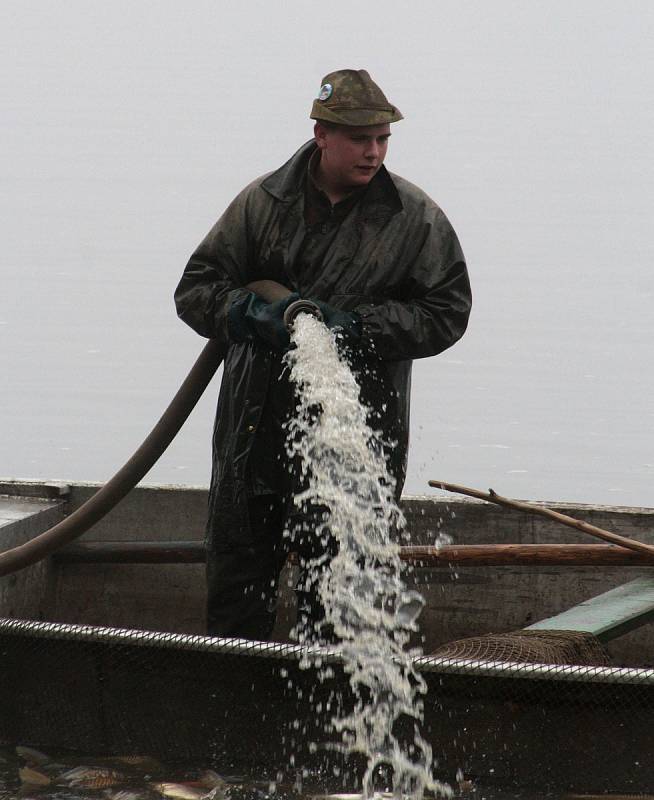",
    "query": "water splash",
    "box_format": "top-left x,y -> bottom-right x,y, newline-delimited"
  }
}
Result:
284,314 -> 450,799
